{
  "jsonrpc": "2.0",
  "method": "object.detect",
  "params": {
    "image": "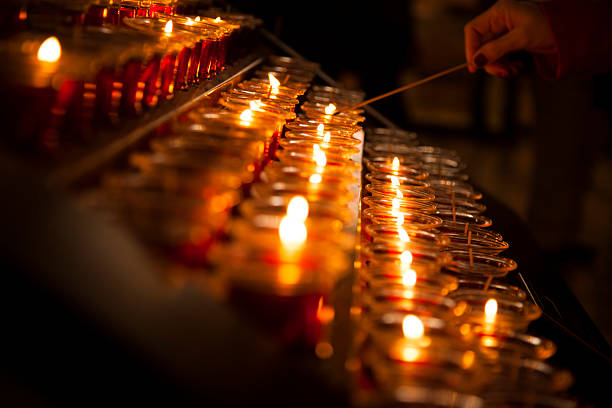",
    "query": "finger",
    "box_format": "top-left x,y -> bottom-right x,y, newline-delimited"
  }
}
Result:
464,2 -> 509,63
483,62 -> 512,78
473,29 -> 526,67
